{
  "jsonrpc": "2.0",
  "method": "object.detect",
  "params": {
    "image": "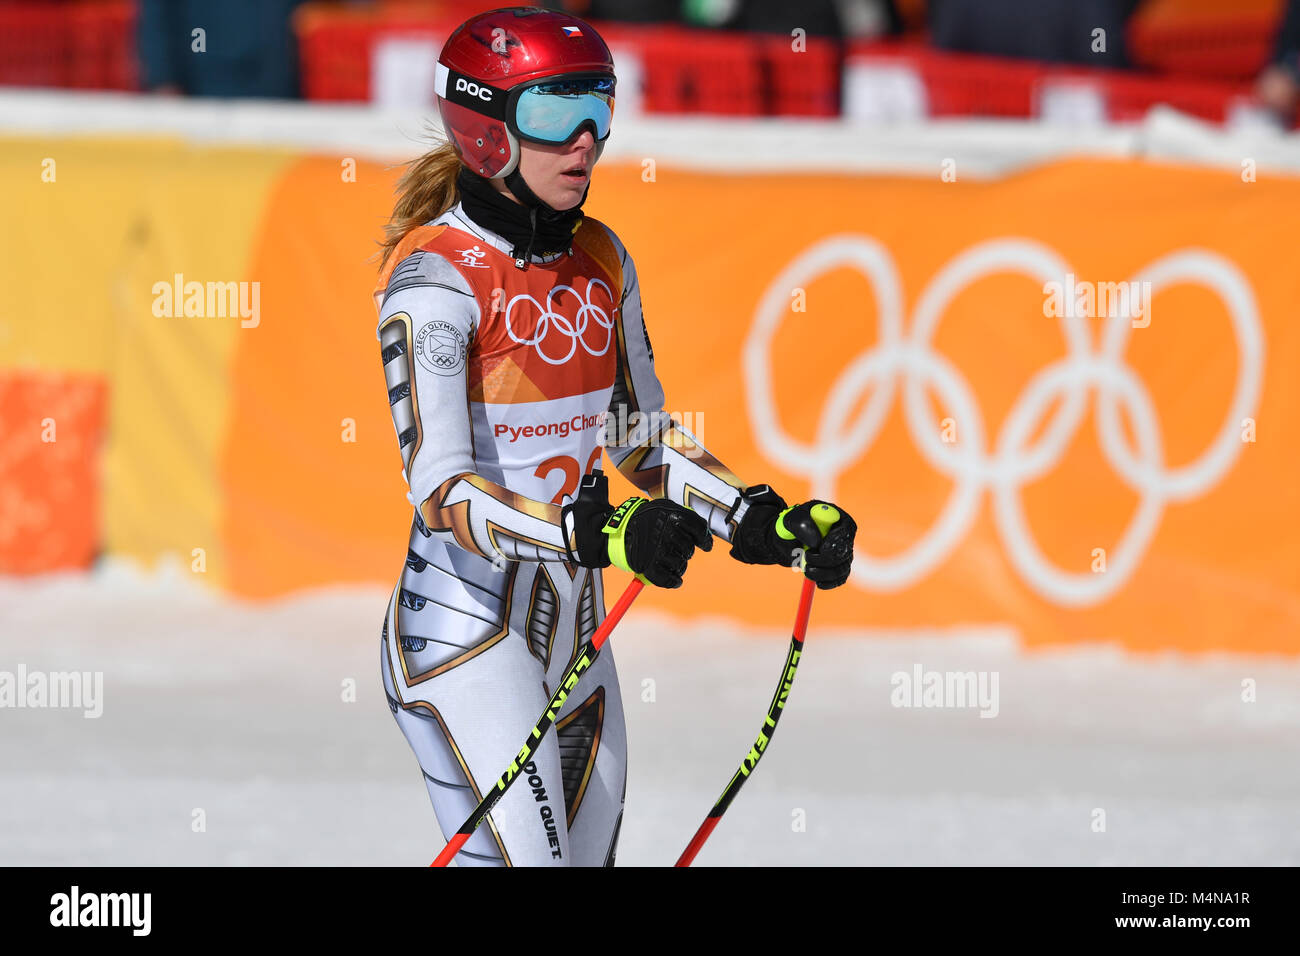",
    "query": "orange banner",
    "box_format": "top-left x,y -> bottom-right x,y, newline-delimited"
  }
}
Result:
0,371 -> 107,573
216,155 -> 1299,654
